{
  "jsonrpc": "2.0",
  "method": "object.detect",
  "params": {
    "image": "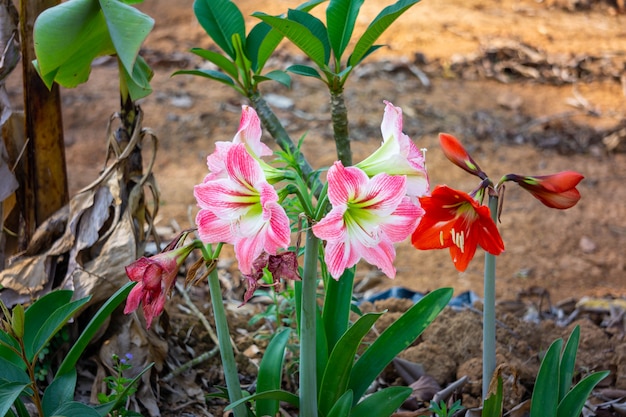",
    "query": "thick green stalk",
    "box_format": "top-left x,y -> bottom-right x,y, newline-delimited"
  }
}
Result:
482,194 -> 499,400
329,88 -> 352,166
249,91 -> 321,194
300,225 -> 319,417
207,265 -> 246,417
